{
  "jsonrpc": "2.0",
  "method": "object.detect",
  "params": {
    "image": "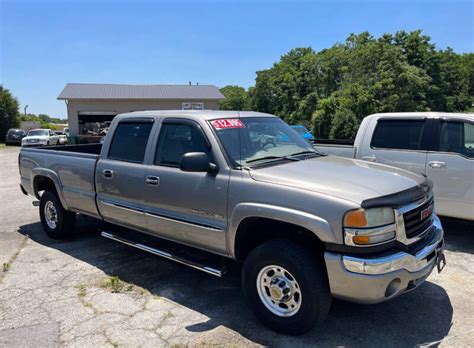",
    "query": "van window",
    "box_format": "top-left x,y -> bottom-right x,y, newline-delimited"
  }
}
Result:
371,119 -> 425,150
439,121 -> 474,158
155,123 -> 210,166
108,122 -> 153,163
